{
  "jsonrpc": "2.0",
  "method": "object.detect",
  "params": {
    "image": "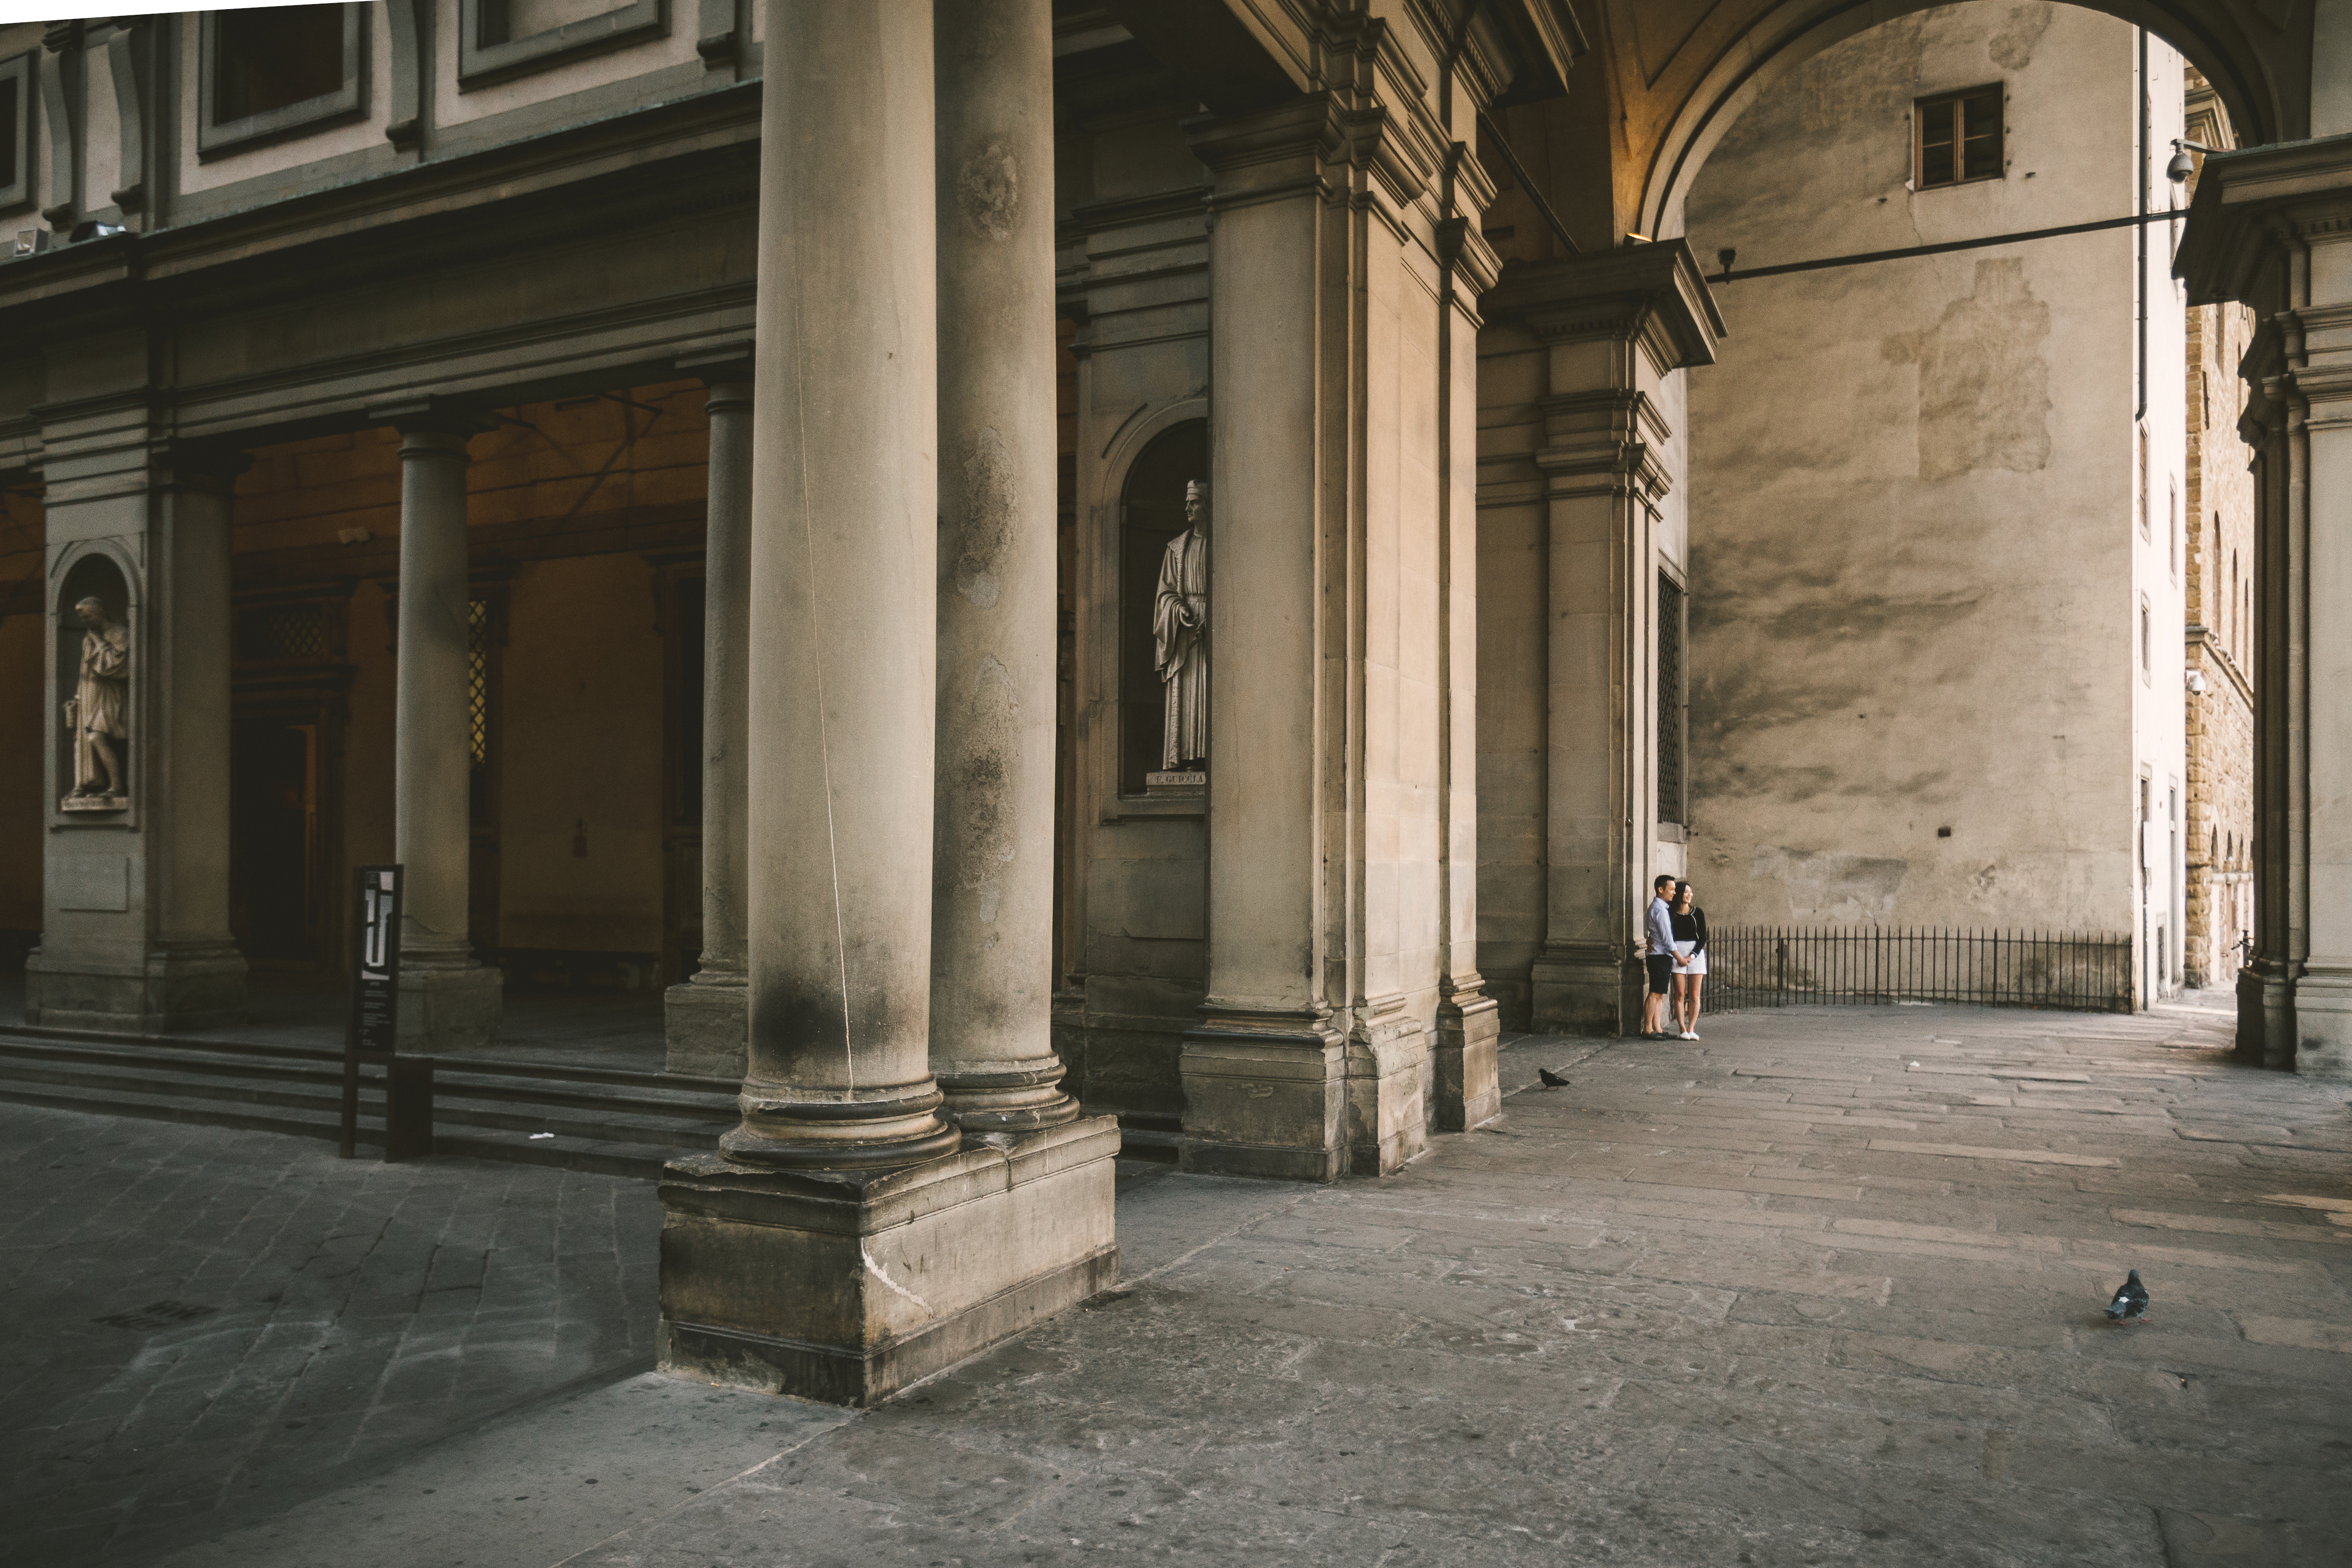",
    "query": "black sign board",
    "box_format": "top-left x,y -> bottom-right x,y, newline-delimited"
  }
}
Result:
341,866 -> 430,1160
